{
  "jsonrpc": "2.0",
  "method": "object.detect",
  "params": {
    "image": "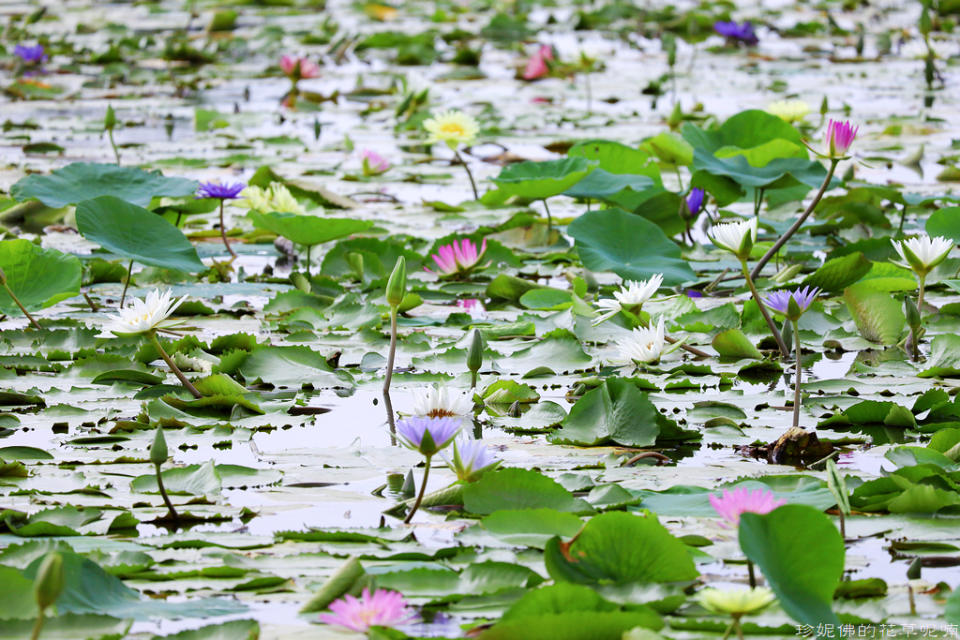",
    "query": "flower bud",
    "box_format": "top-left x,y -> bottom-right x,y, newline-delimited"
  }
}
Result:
104,104 -> 116,131
467,329 -> 483,374
904,296 -> 921,331
346,252 -> 364,279
386,257 -> 406,308
34,552 -> 64,612
150,426 -> 168,467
